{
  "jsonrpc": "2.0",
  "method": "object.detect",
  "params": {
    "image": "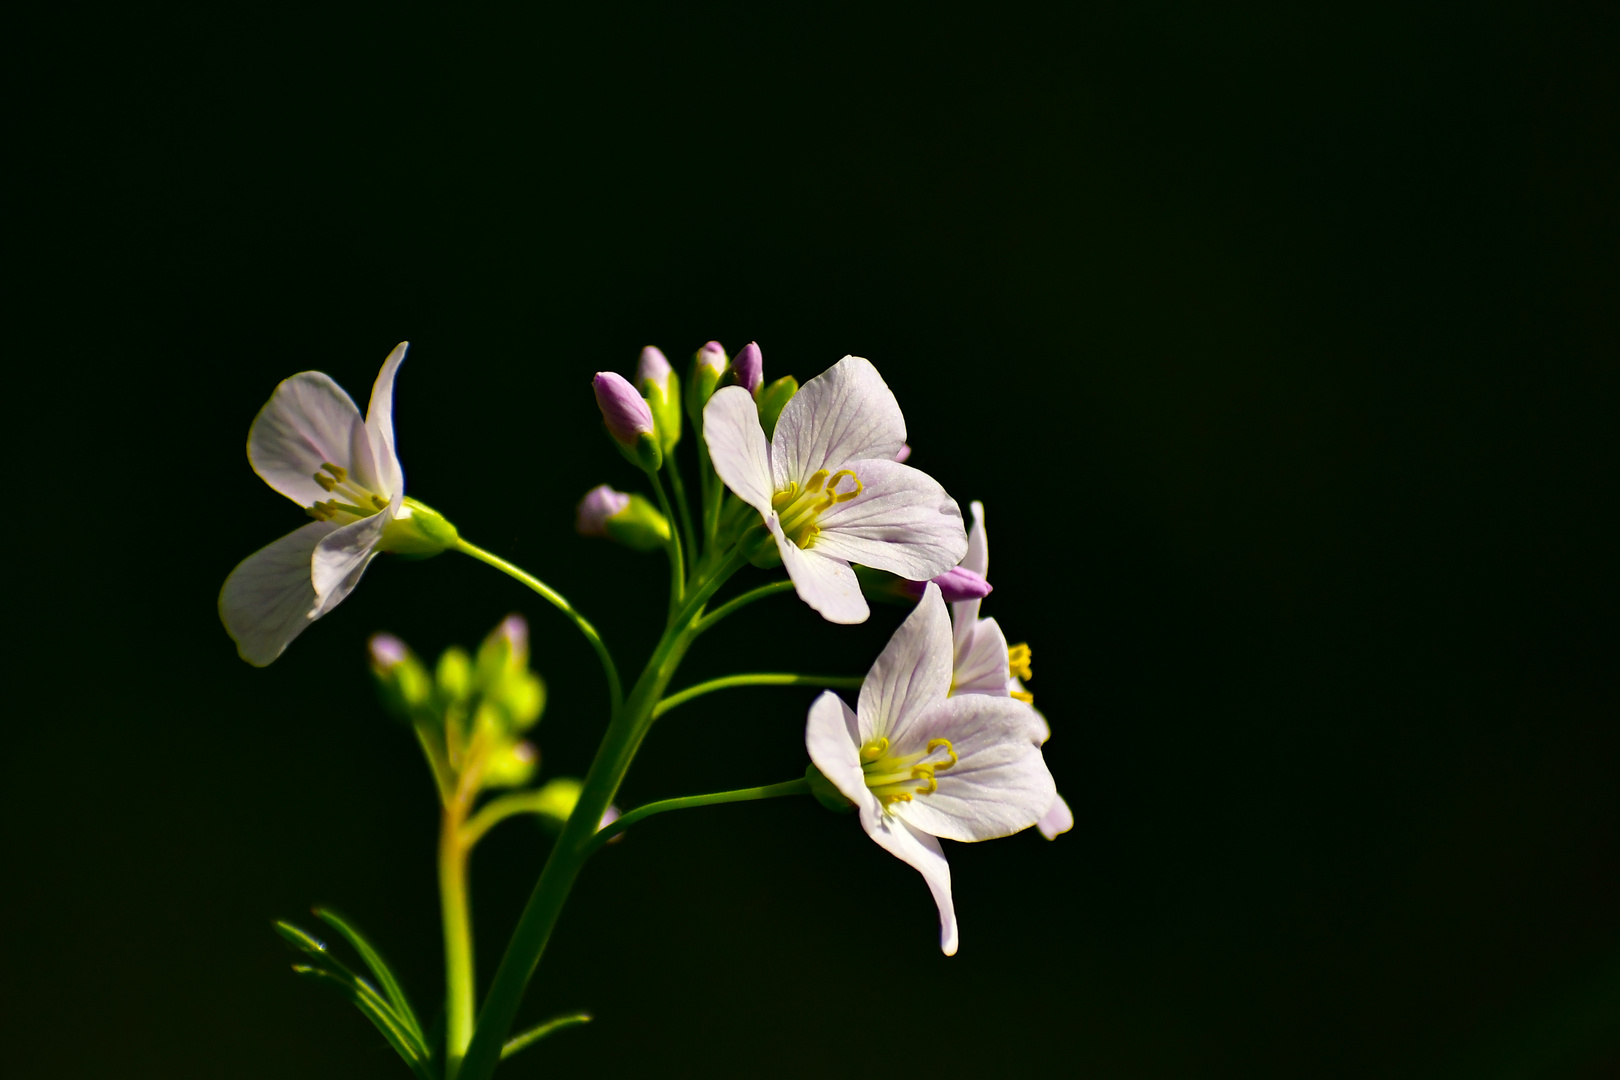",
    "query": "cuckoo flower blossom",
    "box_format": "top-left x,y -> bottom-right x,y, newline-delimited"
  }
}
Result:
220,343 -> 432,666
806,585 -> 1055,954
704,355 -> 967,623
948,501 -> 1073,840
